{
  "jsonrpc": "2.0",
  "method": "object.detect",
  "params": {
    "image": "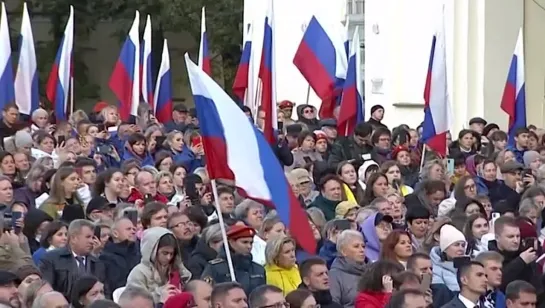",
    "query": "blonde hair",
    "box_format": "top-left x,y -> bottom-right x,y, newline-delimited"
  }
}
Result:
69,109 -> 88,126
155,171 -> 173,184
265,236 -> 295,265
